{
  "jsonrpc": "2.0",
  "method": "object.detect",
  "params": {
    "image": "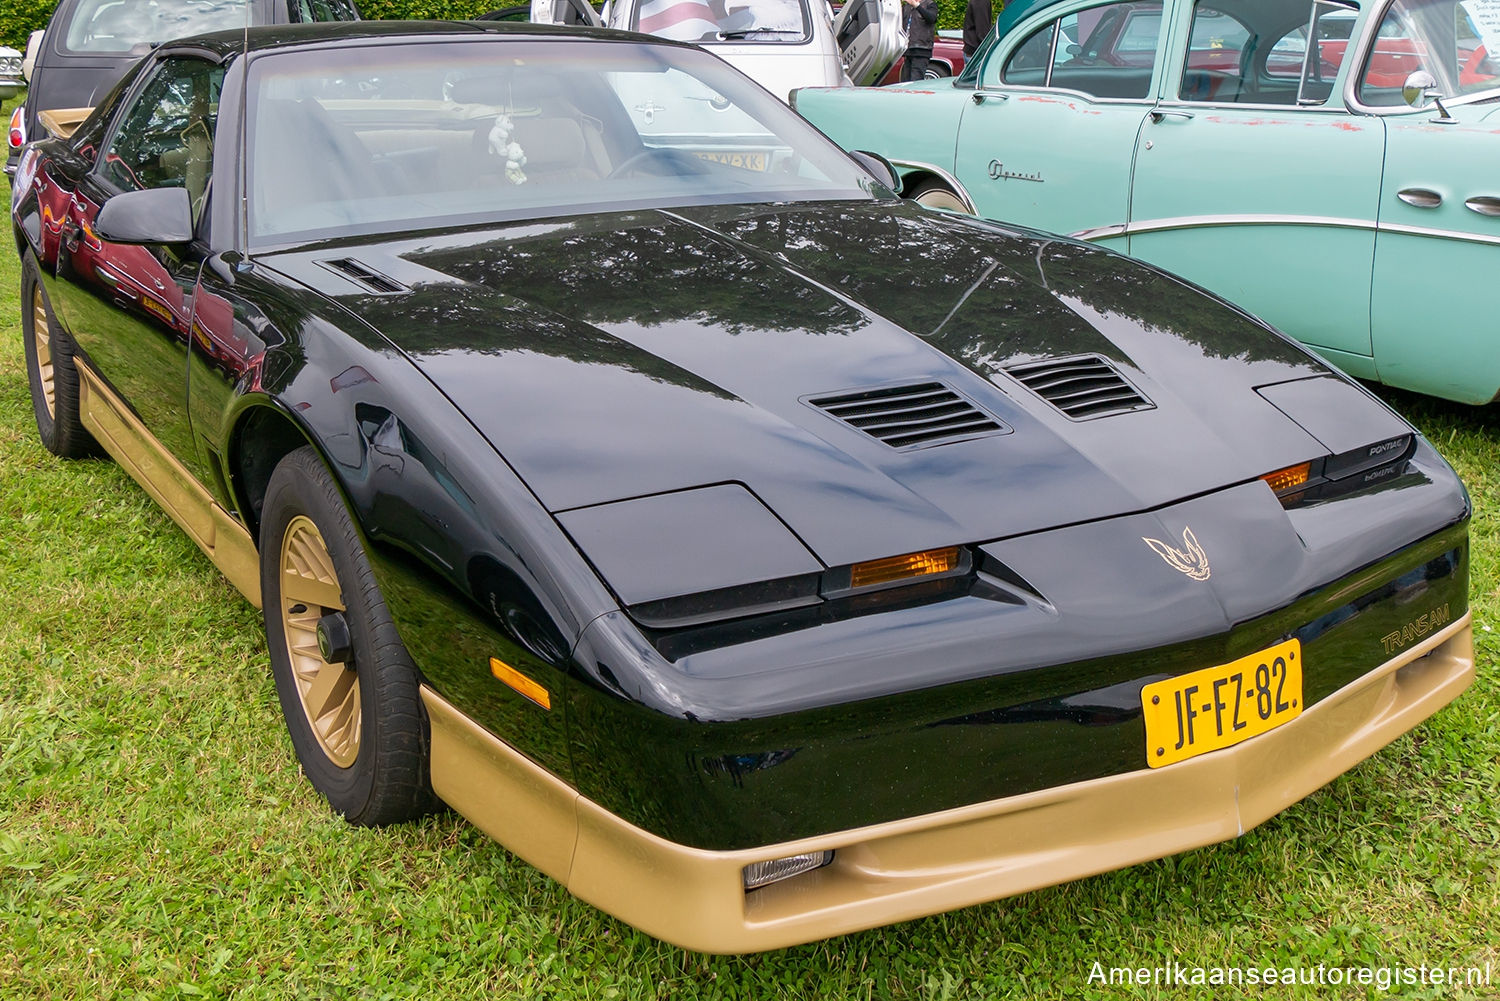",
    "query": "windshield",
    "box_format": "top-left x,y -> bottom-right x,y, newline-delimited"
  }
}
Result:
629,0 -> 812,43
62,0 -> 250,55
245,39 -> 878,248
